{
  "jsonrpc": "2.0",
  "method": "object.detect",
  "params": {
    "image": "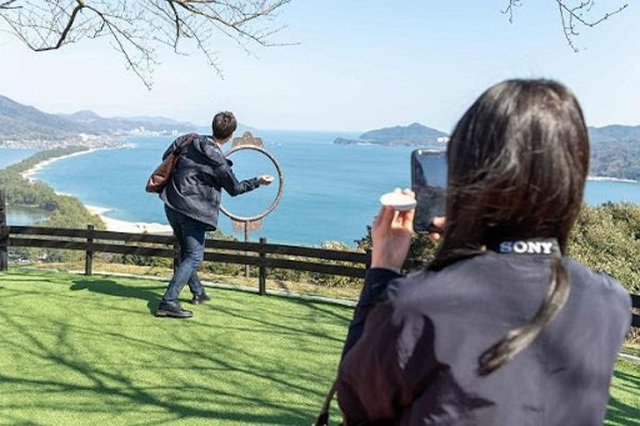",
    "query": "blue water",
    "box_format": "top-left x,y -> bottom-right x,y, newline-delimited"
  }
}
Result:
15,133 -> 640,246
1,148 -> 45,225
6,207 -> 49,226
0,148 -> 40,169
